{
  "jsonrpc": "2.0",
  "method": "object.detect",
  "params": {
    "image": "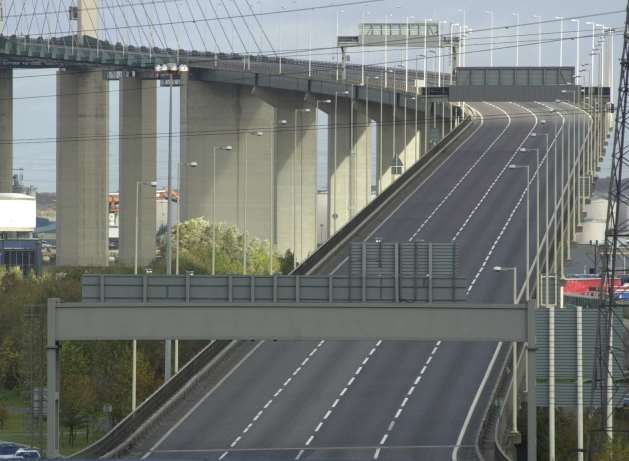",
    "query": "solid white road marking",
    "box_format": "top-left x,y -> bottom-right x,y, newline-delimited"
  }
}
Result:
451,343 -> 503,461
140,341 -> 263,460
